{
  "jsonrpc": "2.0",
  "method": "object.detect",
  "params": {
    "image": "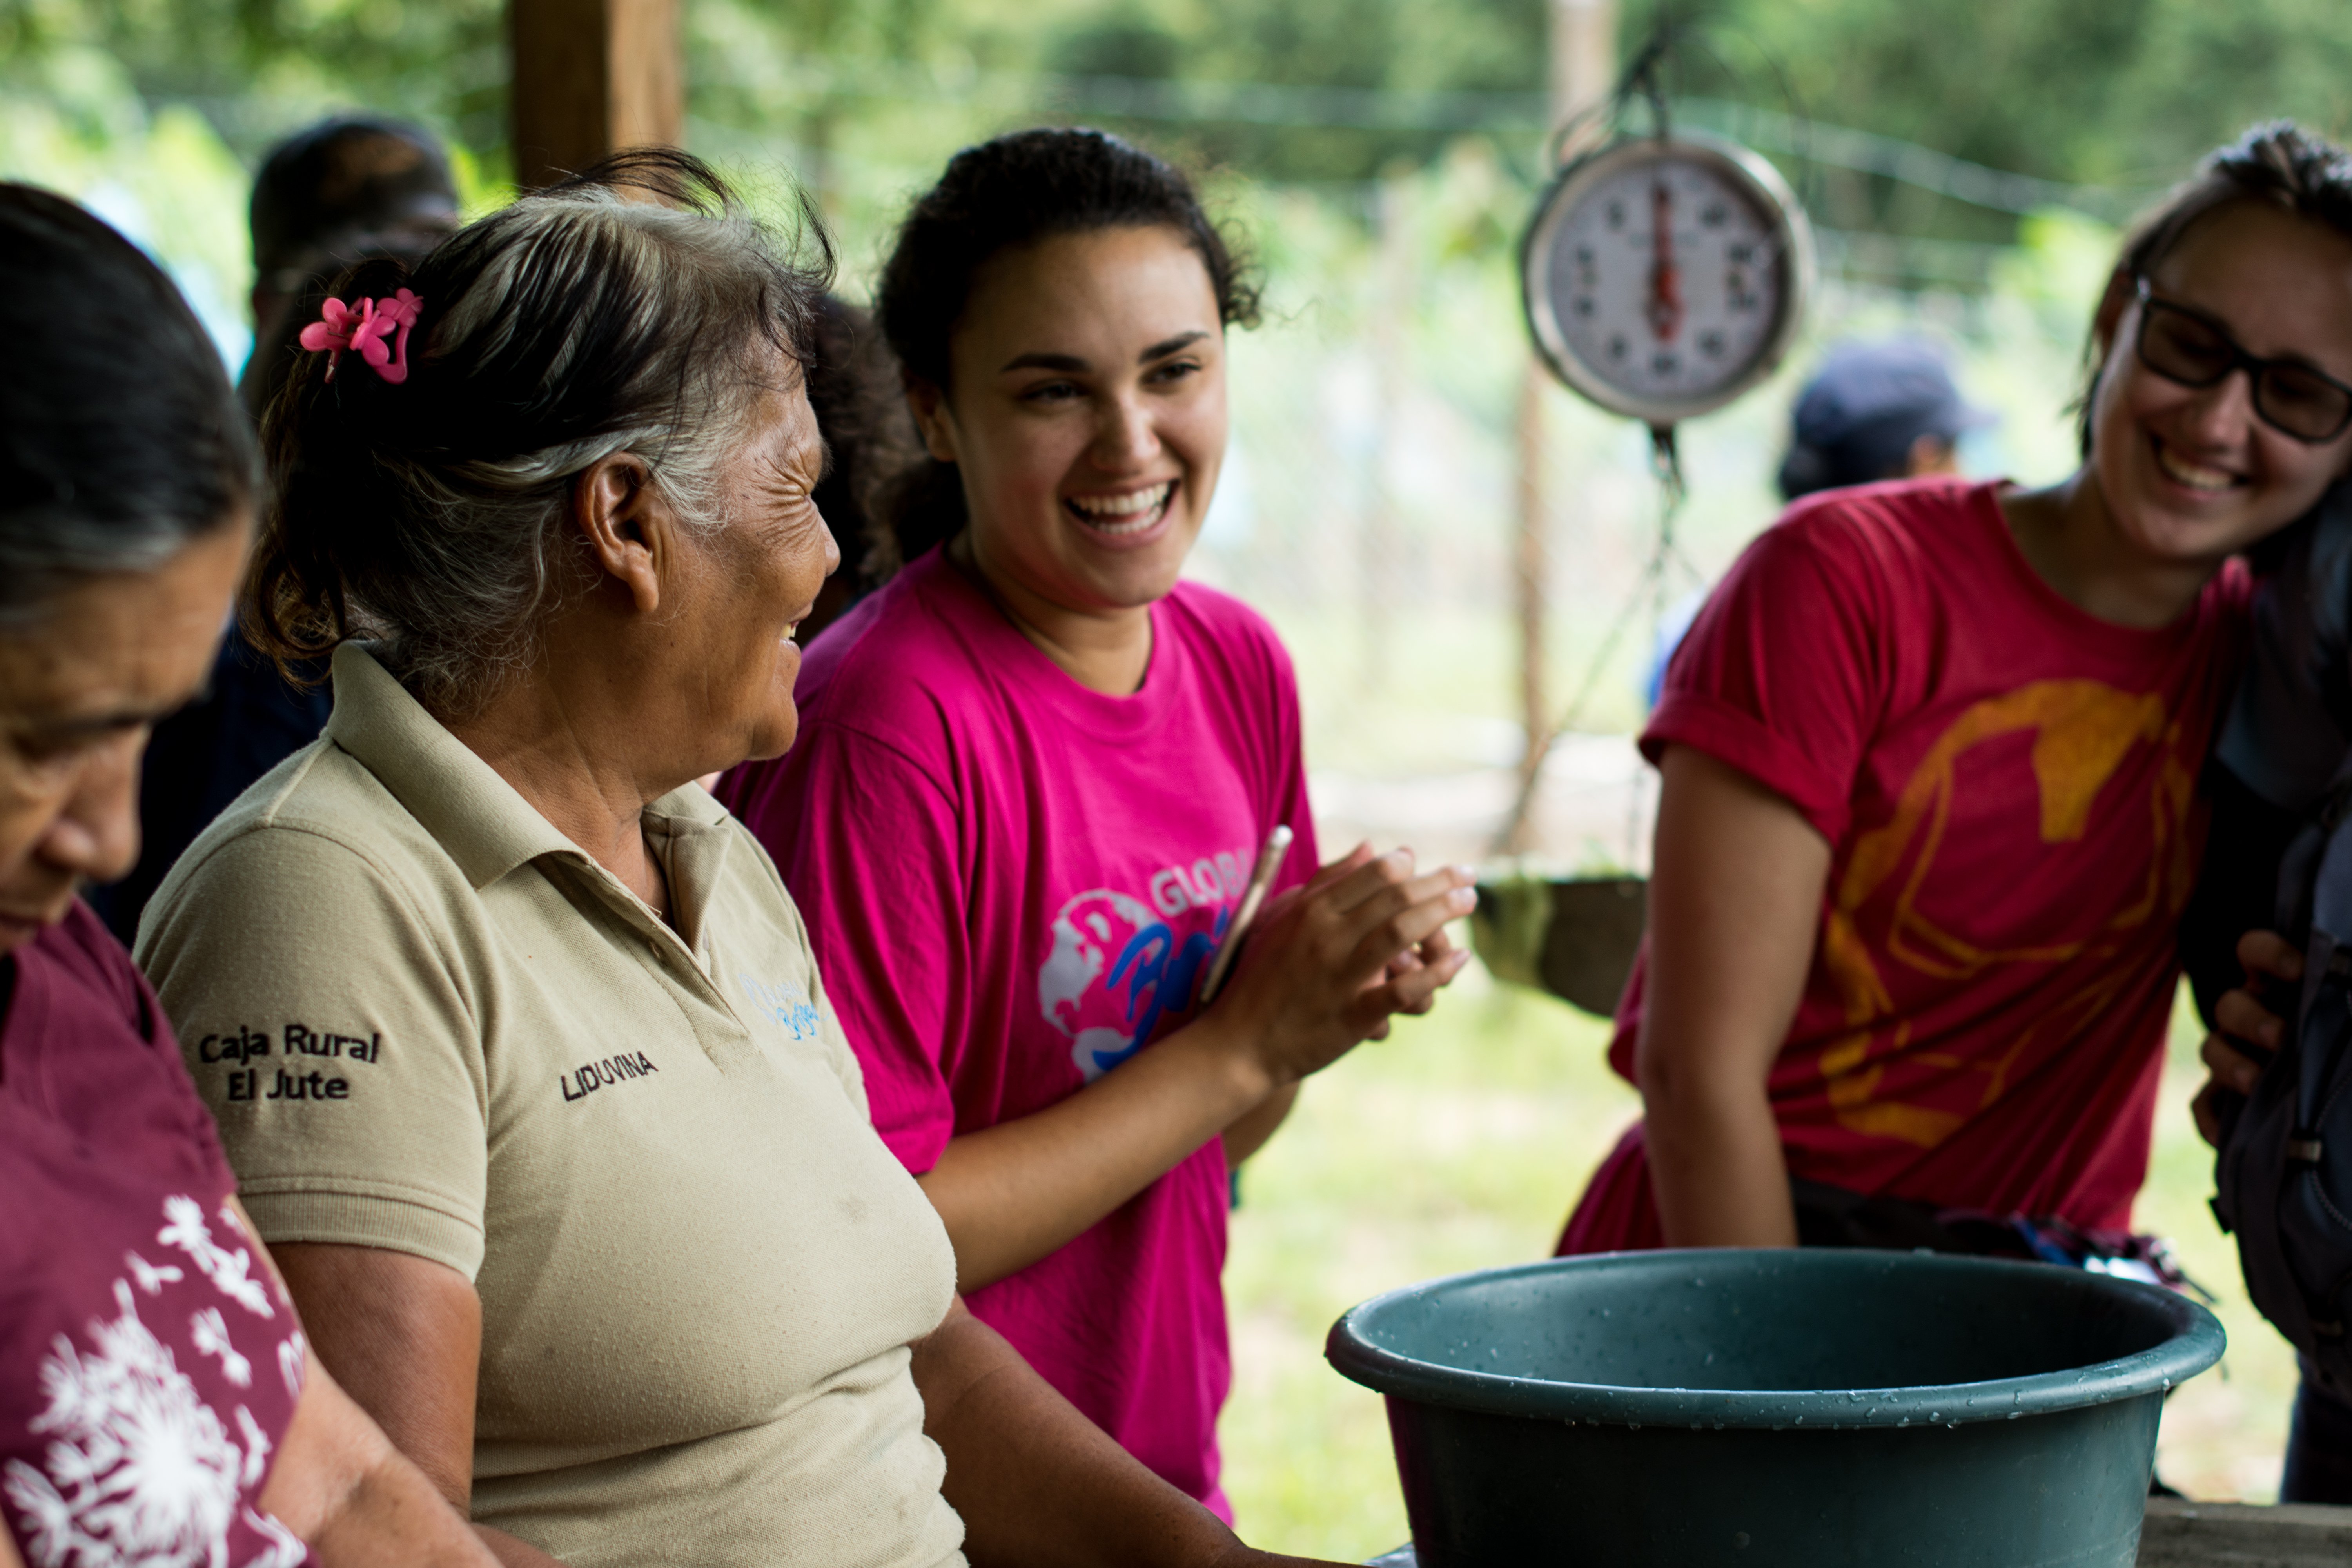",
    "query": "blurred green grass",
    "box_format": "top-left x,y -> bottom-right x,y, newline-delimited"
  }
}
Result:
1220,967 -> 2300,1560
